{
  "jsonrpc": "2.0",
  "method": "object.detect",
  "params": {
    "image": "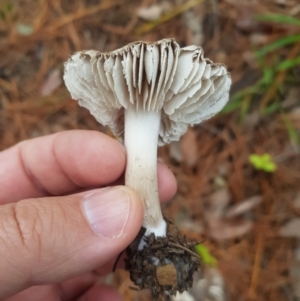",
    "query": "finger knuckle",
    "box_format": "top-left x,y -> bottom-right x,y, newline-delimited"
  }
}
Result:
1,199 -> 50,262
